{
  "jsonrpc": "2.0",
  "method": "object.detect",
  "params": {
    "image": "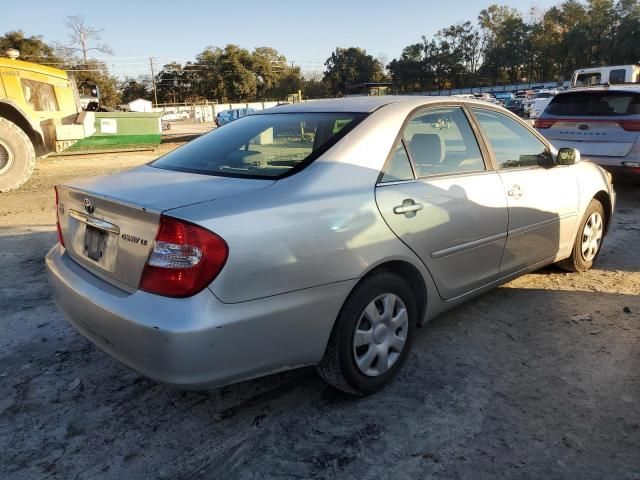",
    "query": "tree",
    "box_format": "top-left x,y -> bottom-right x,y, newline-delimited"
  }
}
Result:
154,62 -> 197,103
301,72 -> 331,99
323,47 -> 387,95
68,60 -> 120,107
119,78 -> 151,104
60,15 -> 113,64
613,0 -> 640,64
0,30 -> 61,64
388,43 -> 428,92
251,47 -> 289,99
